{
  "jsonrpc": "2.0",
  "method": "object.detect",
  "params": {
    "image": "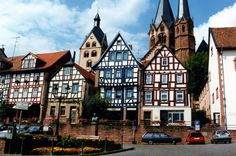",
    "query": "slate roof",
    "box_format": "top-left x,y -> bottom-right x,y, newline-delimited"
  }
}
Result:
210,27 -> 236,49
154,0 -> 174,28
177,0 -> 191,19
1,50 -> 70,73
196,39 -> 208,53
